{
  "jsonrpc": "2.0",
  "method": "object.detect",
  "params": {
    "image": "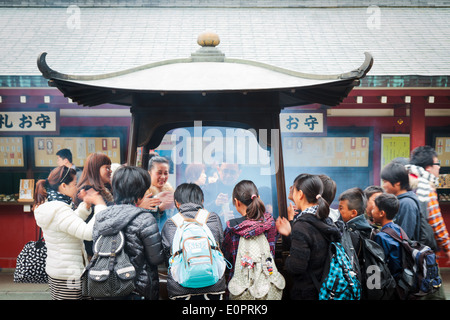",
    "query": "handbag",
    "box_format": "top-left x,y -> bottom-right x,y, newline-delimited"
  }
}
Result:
14,228 -> 48,284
